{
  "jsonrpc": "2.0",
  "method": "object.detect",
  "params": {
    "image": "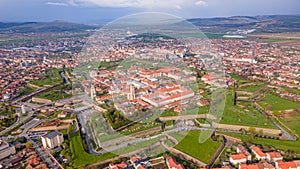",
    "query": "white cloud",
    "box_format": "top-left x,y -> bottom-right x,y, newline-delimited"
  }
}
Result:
46,0 -> 207,9
175,4 -> 182,9
194,0 -> 207,6
67,0 -> 79,6
46,2 -> 68,6
76,0 -> 182,8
